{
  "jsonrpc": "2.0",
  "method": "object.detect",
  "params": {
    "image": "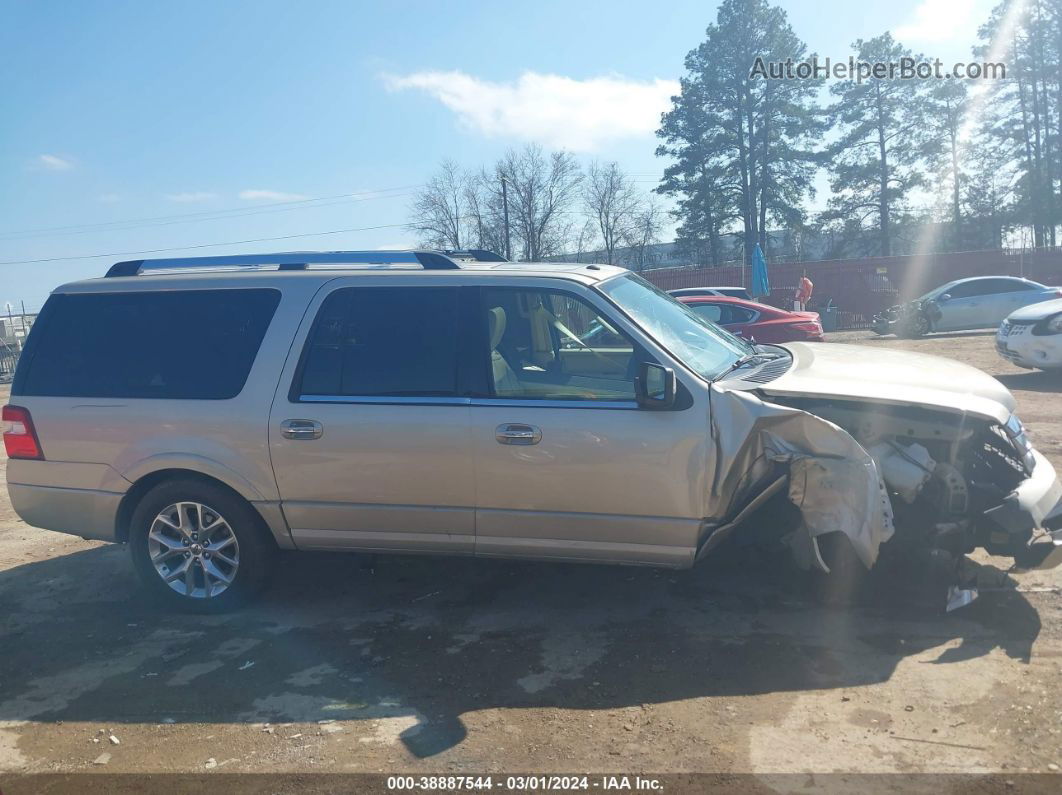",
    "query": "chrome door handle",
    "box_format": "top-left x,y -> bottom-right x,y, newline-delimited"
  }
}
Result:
281,419 -> 323,440
496,423 -> 542,445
